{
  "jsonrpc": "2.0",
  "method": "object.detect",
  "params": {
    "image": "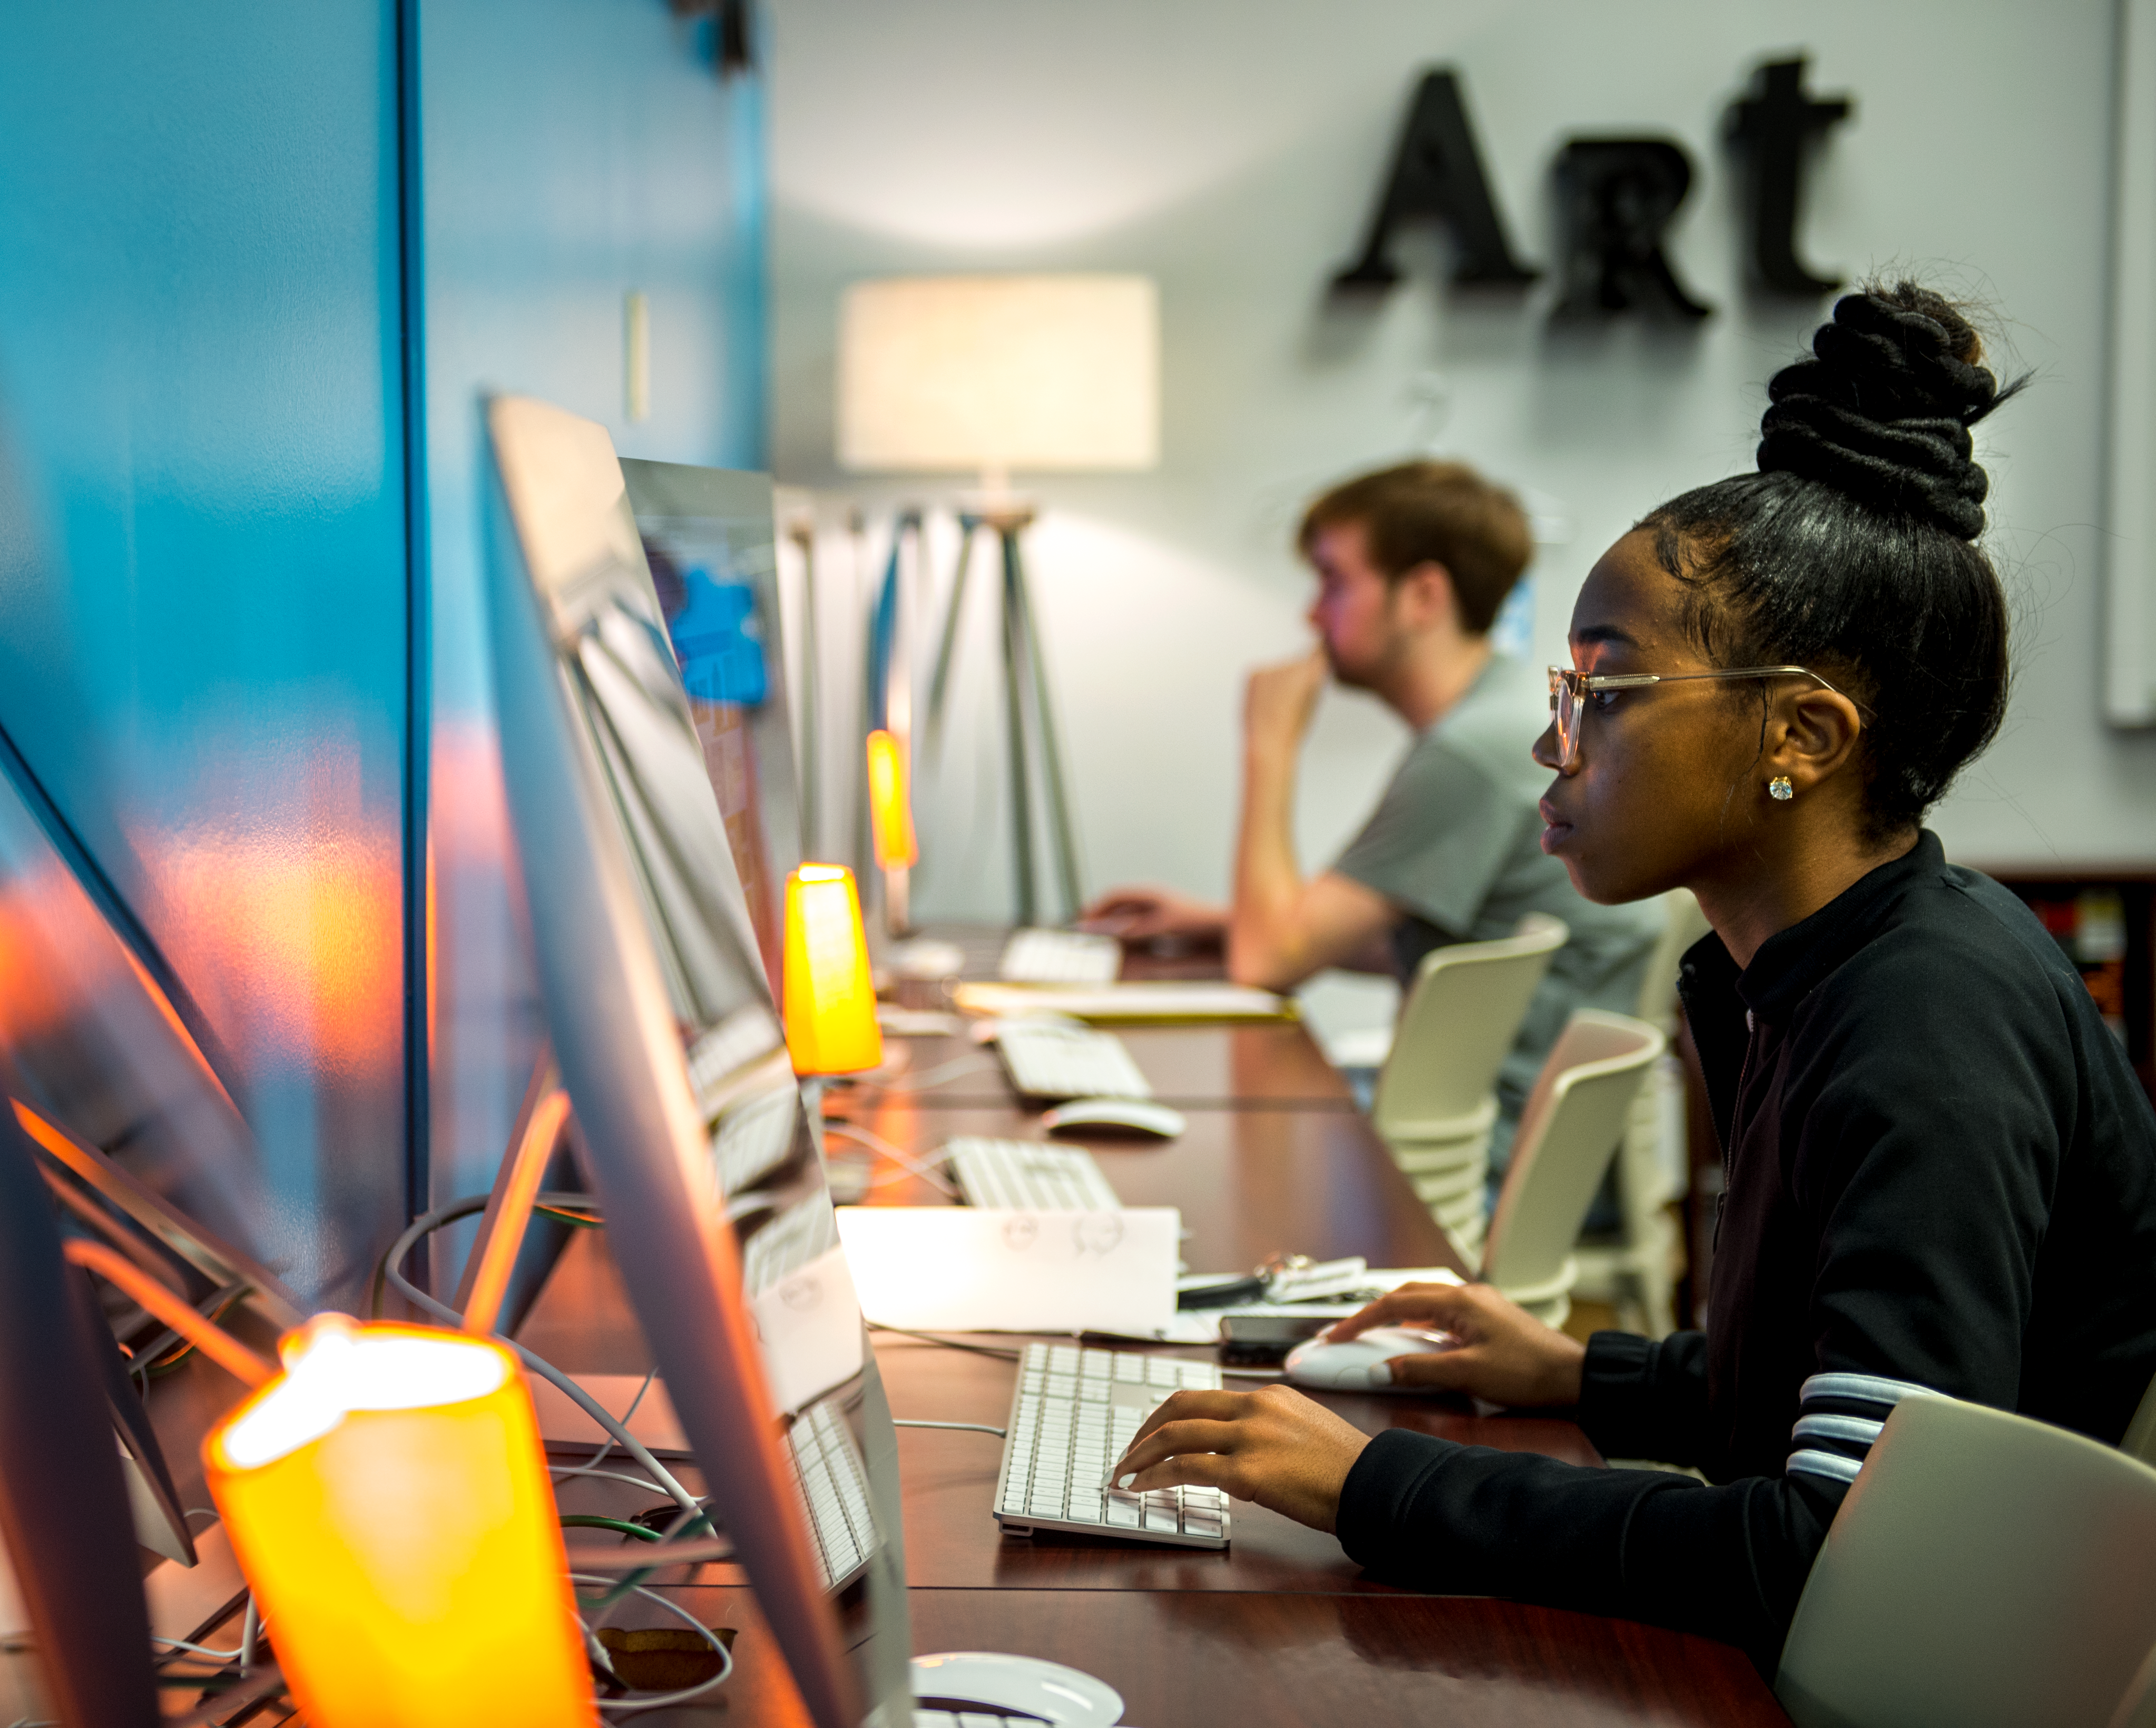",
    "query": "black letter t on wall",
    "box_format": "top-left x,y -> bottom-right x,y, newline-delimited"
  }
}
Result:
1333,68 -> 1538,292
1727,57 -> 1853,294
